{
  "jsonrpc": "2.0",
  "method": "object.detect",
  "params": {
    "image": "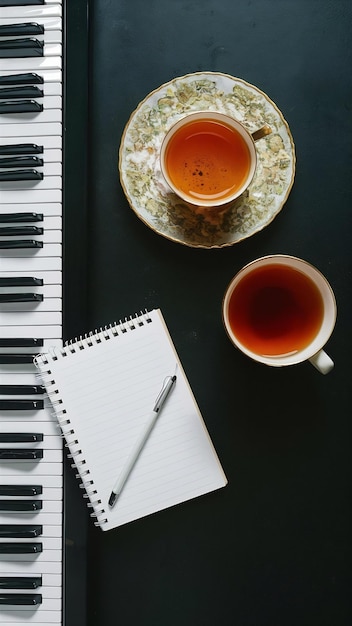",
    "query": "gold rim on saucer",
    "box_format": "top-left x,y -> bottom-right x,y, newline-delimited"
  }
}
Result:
118,72 -> 296,249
